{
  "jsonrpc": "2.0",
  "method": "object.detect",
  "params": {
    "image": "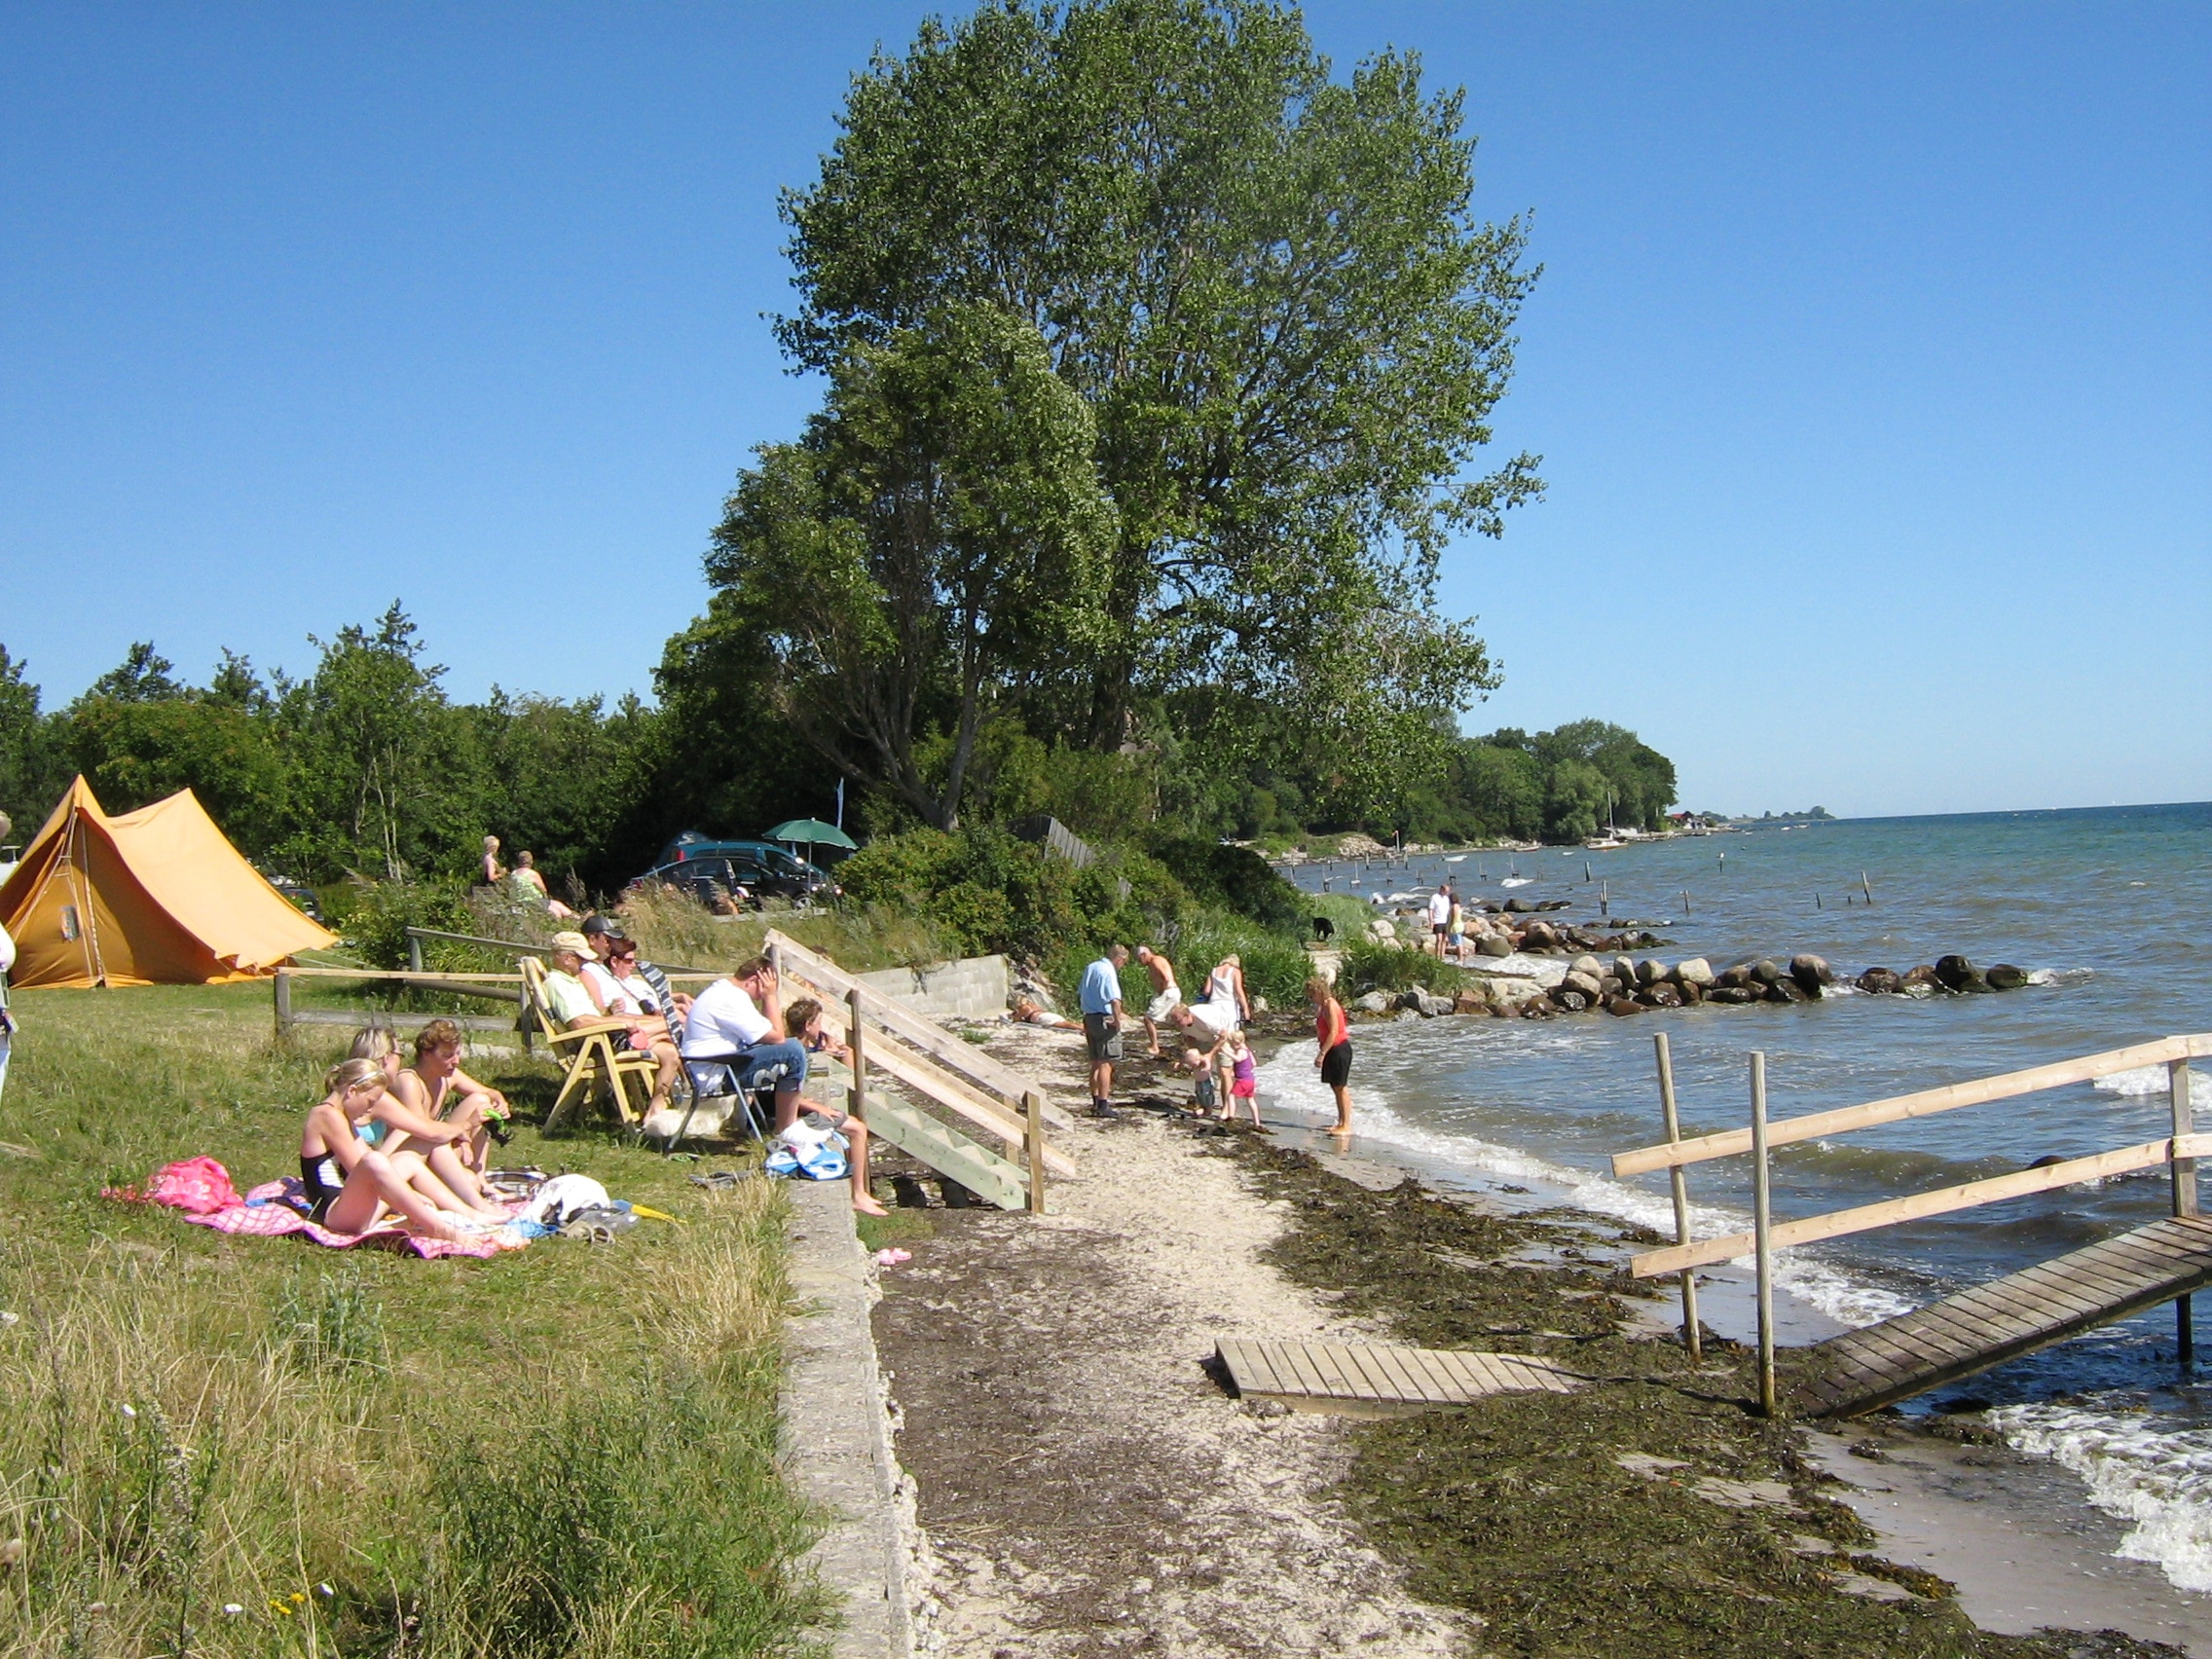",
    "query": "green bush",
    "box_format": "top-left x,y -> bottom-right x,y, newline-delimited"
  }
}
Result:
1340,938 -> 1468,998
837,826 -> 1185,960
1143,832 -> 1303,931
341,878 -> 478,969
